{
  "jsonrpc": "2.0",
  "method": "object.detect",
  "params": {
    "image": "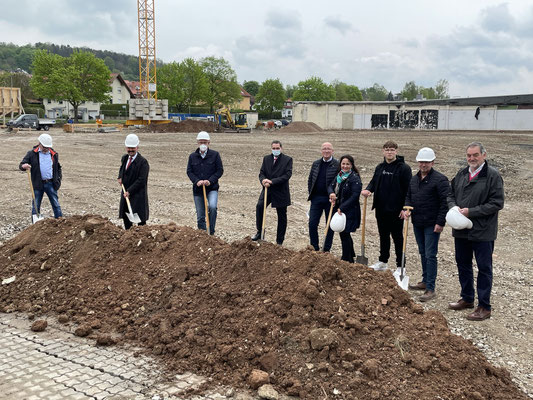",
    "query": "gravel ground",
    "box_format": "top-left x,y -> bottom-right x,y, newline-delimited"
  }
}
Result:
1,127 -> 532,397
